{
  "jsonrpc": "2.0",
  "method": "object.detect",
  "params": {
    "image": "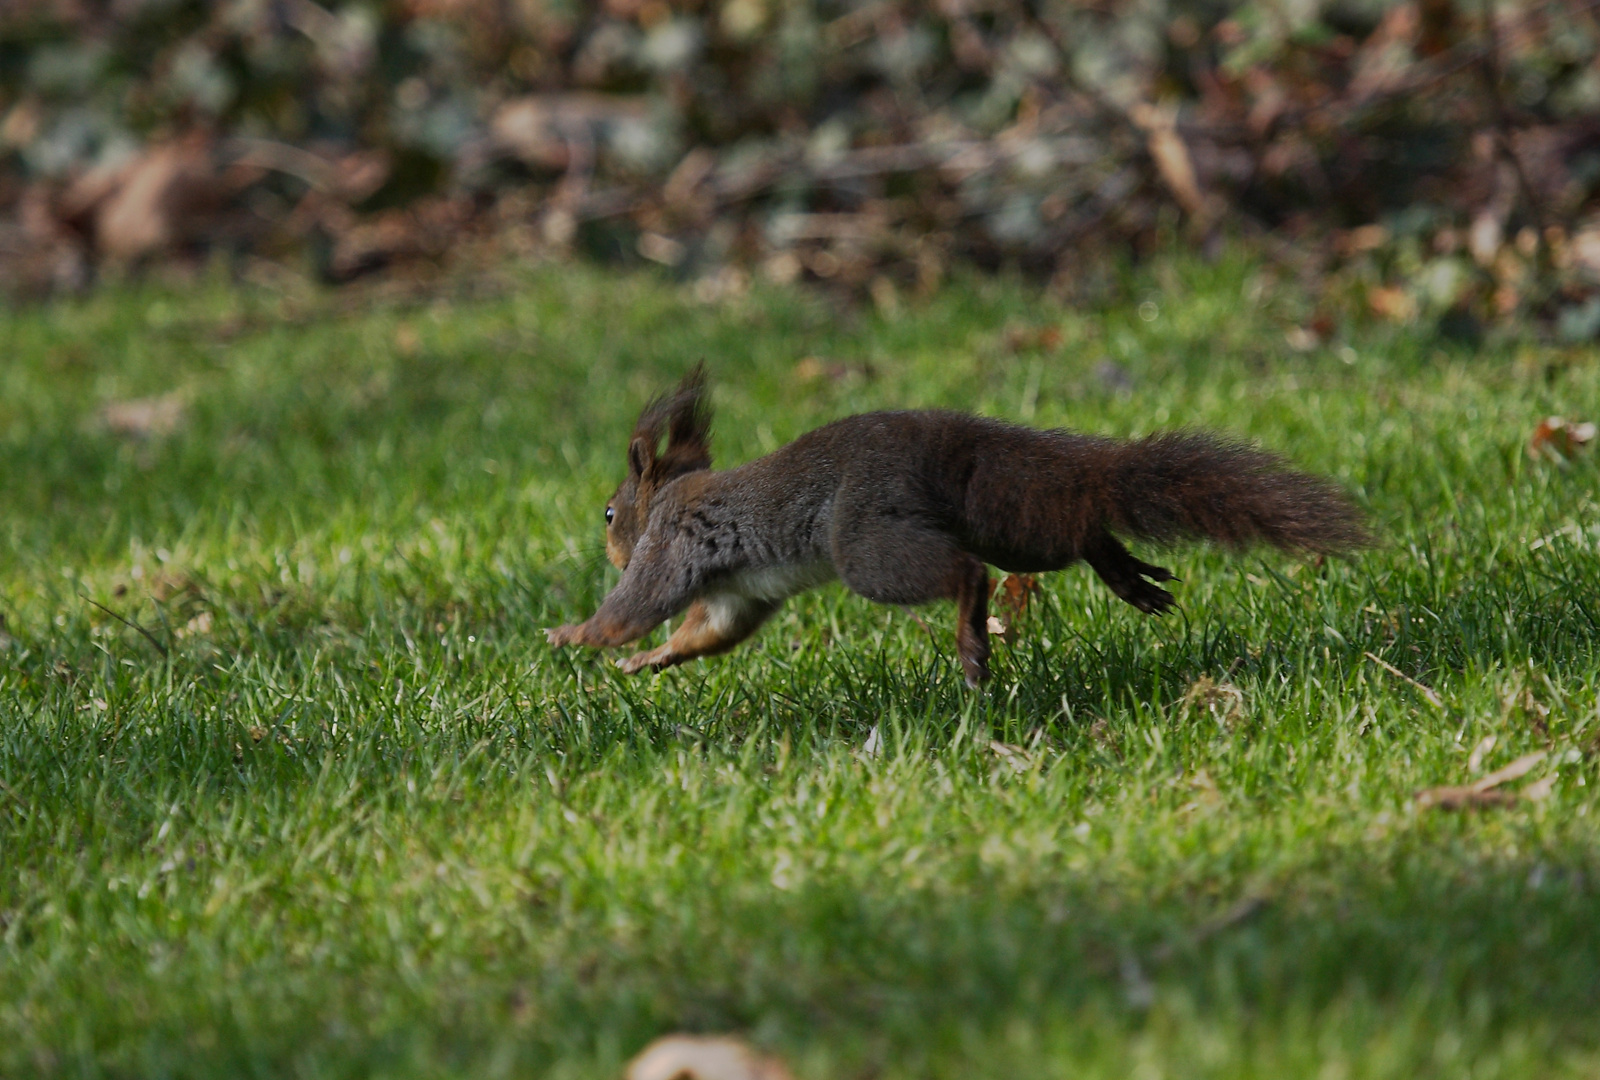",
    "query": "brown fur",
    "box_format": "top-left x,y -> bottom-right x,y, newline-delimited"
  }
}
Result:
549,371 -> 1370,686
